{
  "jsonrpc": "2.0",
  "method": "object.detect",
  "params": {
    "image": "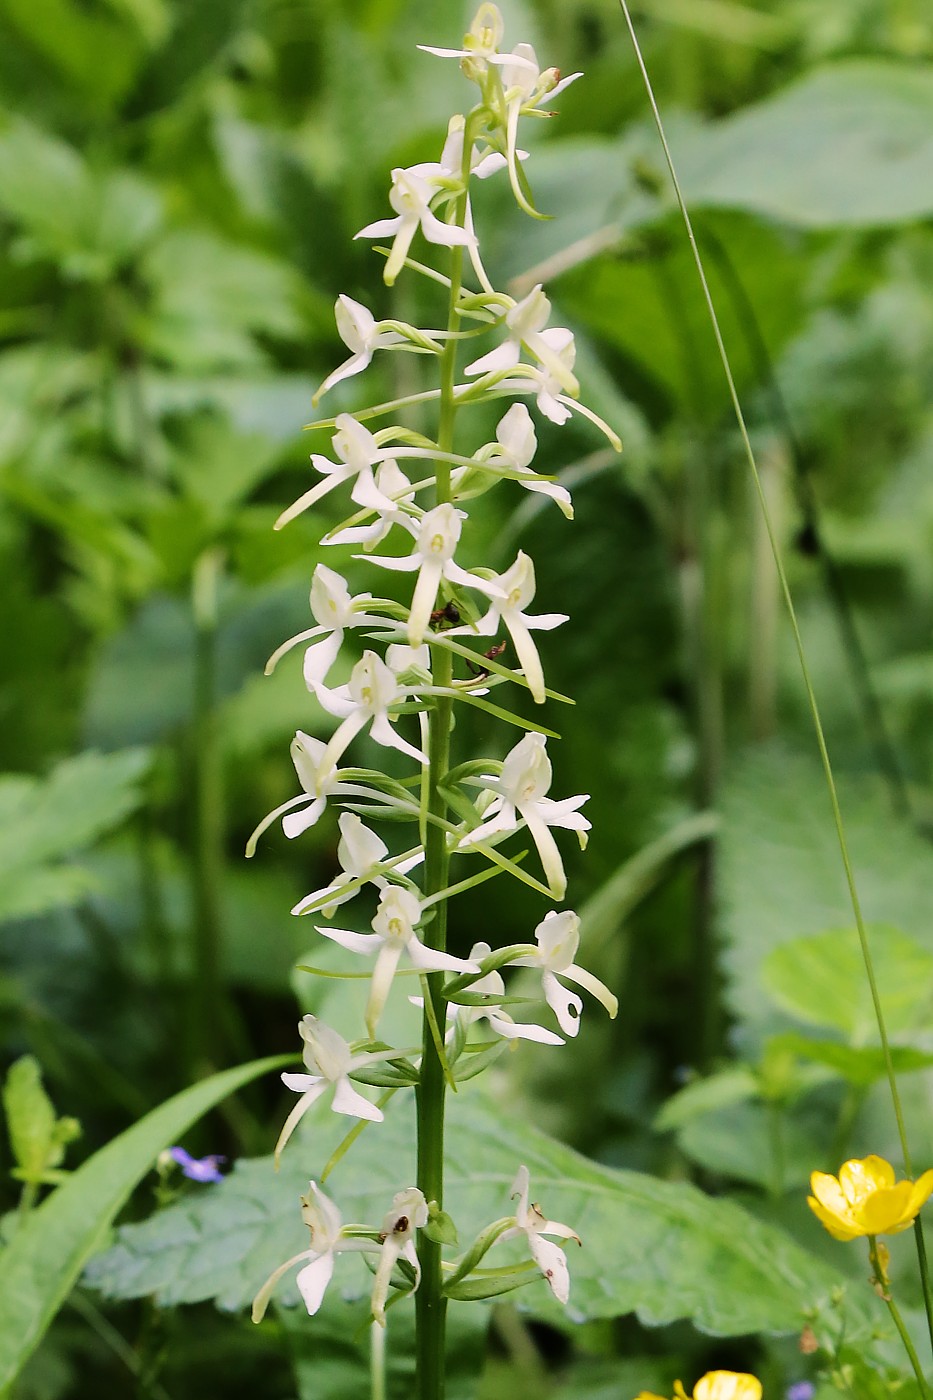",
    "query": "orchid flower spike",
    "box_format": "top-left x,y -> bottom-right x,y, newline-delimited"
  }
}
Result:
371,1187 -> 429,1325
498,1165 -> 580,1304
276,415 -> 408,531
317,885 -> 479,1037
511,910 -> 618,1037
251,1181 -> 377,1323
450,550 -> 566,704
461,732 -> 590,899
366,502 -> 505,646
356,165 -> 474,287
274,1016 -> 404,1164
